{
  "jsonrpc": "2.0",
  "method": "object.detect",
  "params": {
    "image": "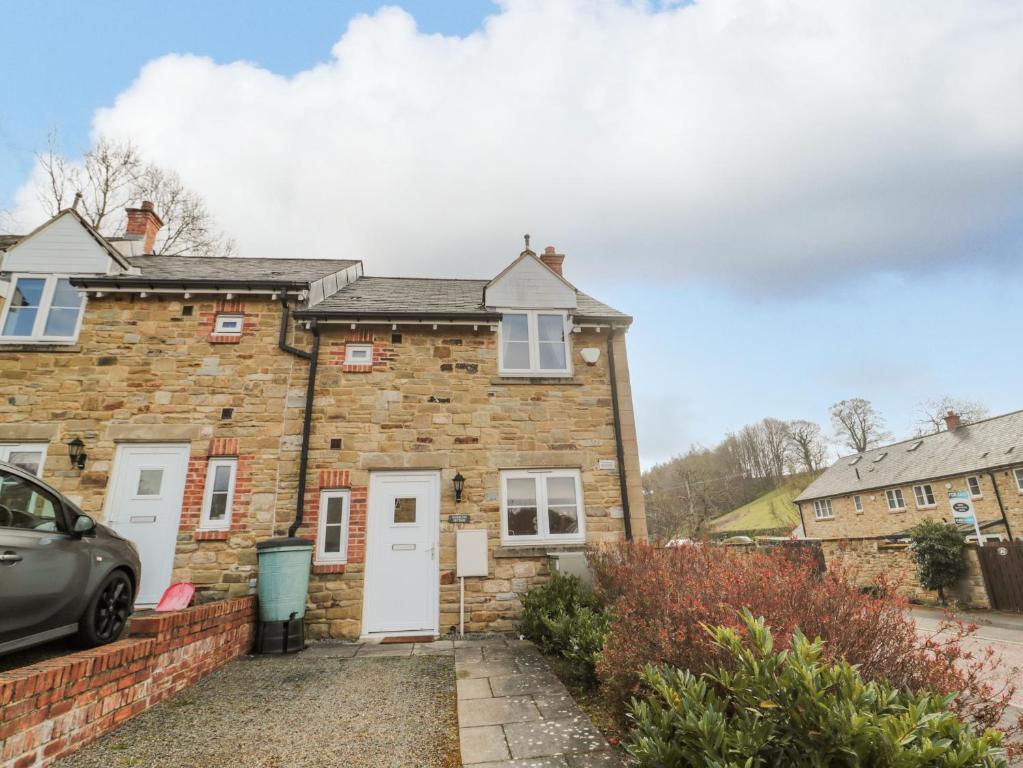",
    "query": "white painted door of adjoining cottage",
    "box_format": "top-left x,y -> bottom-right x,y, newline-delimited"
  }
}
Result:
362,471 -> 440,635
106,444 -> 190,606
